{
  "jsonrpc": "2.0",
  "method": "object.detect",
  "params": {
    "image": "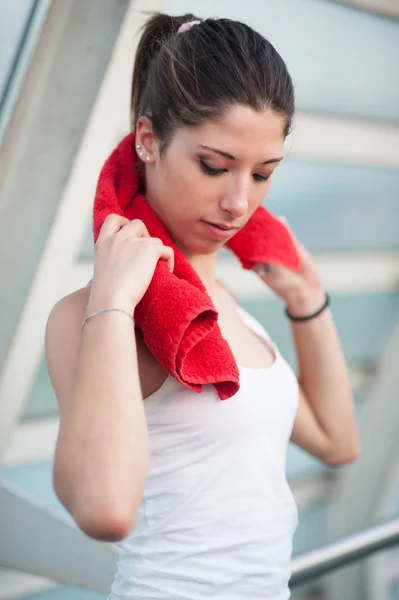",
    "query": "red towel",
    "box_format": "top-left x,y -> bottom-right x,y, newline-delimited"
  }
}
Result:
93,132 -> 301,400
